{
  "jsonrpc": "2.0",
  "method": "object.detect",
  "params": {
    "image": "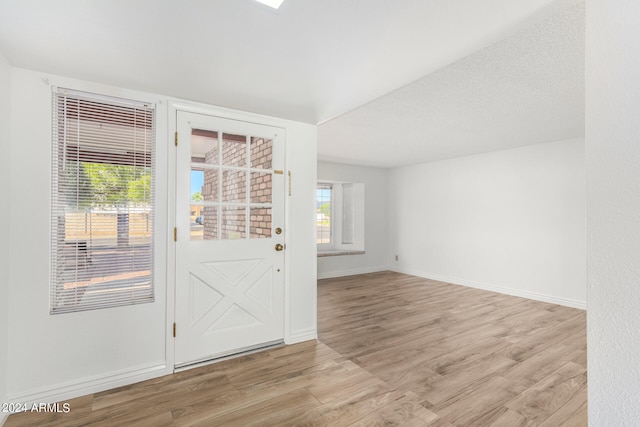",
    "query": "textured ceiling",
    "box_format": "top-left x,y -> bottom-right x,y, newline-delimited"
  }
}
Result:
0,0 -> 584,168
0,0 -> 580,127
318,2 -> 585,168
